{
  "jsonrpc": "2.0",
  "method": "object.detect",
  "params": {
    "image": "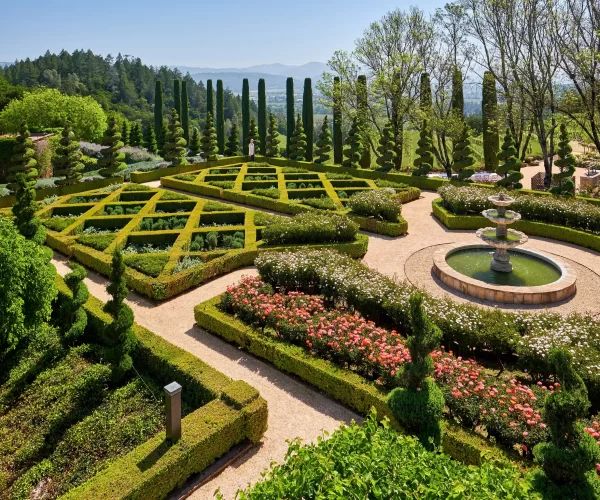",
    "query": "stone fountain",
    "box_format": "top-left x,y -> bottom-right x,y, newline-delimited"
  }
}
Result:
476,192 -> 528,272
